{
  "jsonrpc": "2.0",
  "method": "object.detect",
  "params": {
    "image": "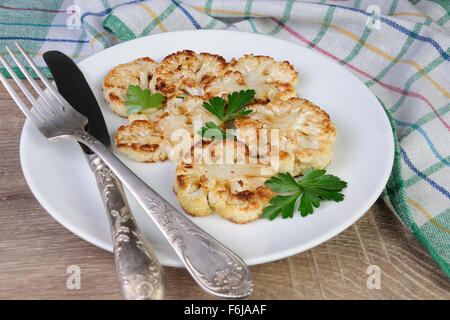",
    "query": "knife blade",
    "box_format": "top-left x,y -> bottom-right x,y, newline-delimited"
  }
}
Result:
43,51 -> 165,300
